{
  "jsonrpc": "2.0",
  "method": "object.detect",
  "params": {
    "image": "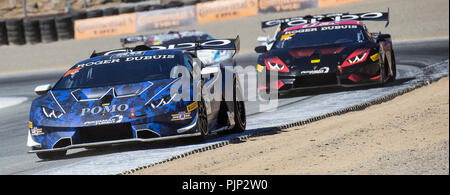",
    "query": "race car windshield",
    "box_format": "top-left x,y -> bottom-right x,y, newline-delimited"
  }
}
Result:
53,55 -> 182,90
274,26 -> 368,49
